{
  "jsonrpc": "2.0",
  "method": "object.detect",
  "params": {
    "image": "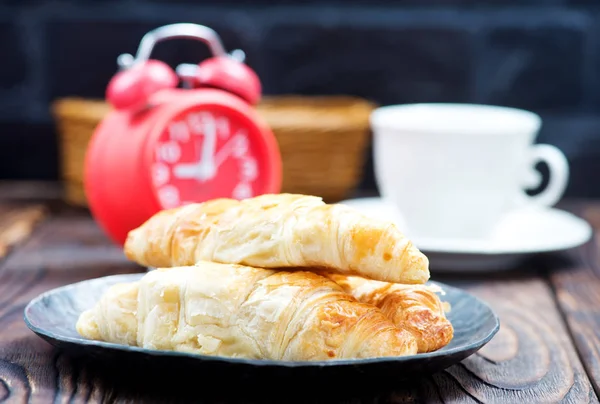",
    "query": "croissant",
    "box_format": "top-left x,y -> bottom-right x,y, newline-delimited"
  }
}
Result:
124,194 -> 429,284
76,262 -> 418,361
321,273 -> 453,353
